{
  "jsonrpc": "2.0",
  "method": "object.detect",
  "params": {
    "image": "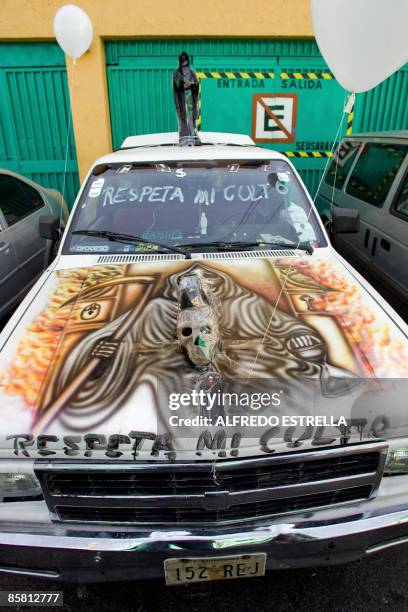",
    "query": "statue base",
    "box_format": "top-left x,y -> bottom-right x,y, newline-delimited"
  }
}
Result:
179,134 -> 202,147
